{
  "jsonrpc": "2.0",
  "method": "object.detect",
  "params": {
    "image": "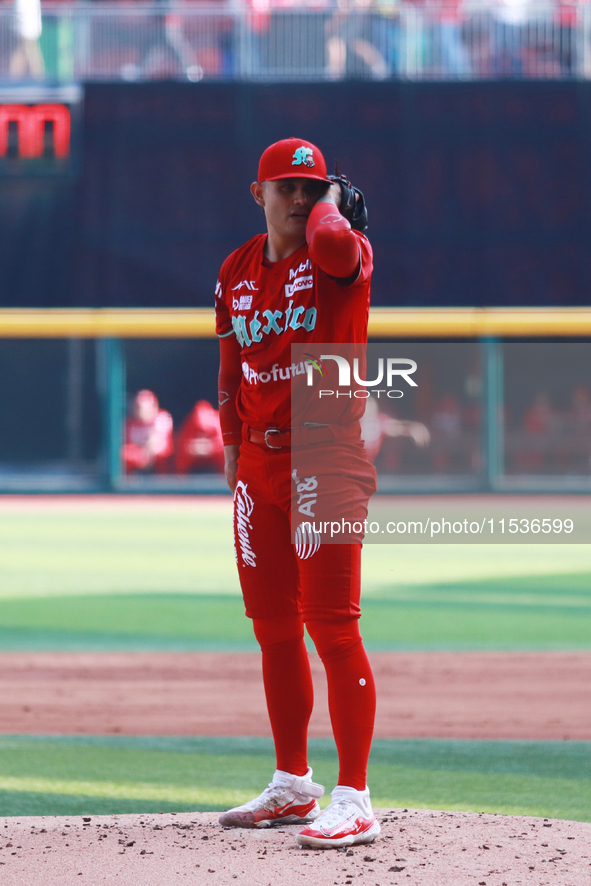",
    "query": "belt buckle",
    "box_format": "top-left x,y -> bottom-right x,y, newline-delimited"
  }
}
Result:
264,428 -> 283,450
